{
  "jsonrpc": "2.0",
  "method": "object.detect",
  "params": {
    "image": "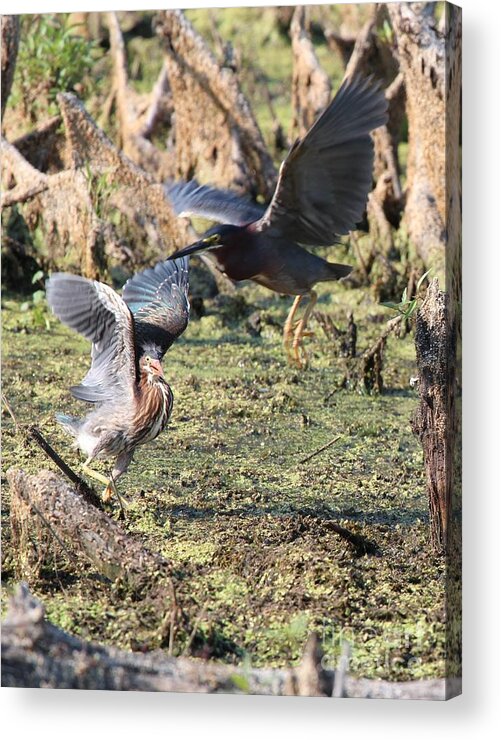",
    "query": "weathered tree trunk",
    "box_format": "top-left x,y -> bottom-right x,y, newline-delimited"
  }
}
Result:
1,583 -> 459,698
411,280 -> 457,550
387,3 -> 462,554
154,9 -> 277,199
290,6 -> 331,140
1,92 -> 193,274
386,3 -> 462,283
1,15 -> 20,121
